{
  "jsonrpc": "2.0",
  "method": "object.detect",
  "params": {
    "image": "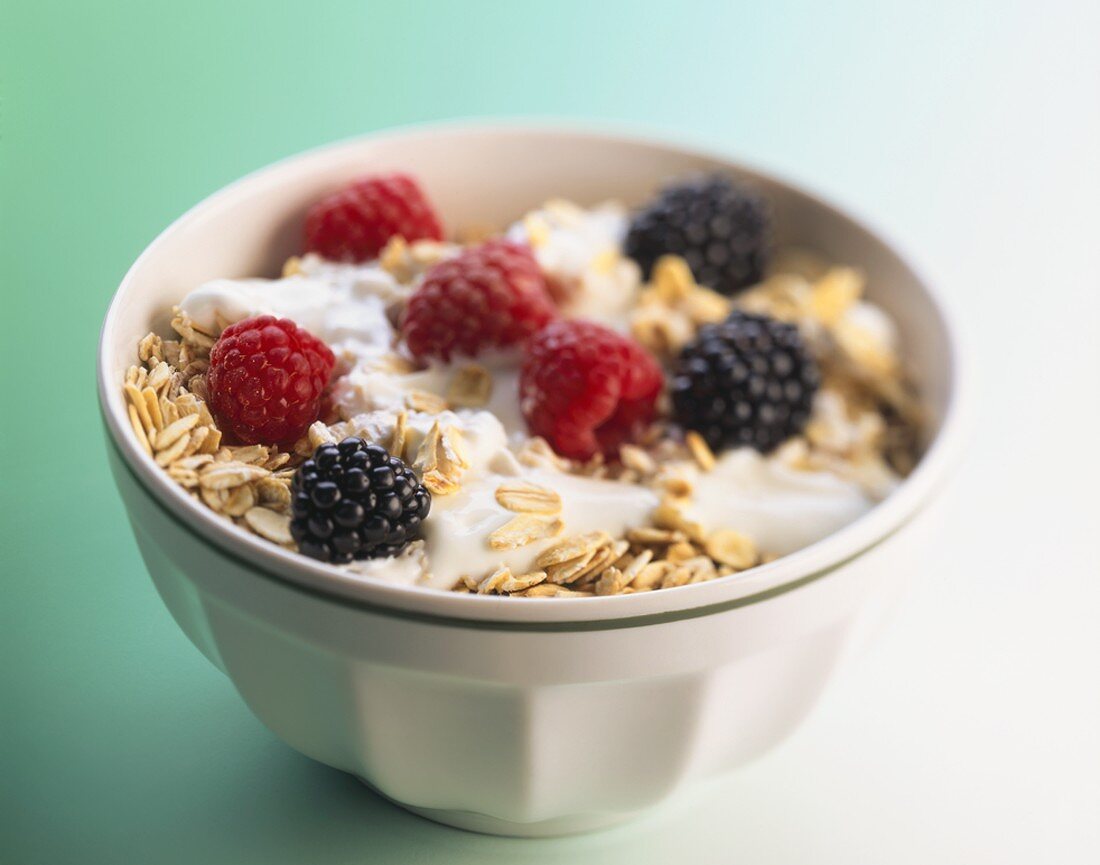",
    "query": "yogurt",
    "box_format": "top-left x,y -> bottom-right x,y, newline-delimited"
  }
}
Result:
684,448 -> 874,555
178,205 -> 894,589
419,467 -> 658,590
180,264 -> 399,366
507,201 -> 641,325
334,355 -> 528,437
